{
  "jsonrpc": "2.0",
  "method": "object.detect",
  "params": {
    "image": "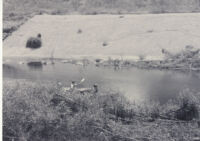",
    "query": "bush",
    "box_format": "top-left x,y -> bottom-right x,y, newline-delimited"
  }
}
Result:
51,10 -> 62,15
27,61 -> 43,70
160,89 -> 200,121
175,89 -> 199,121
102,42 -> 108,47
3,26 -> 17,33
77,29 -> 82,34
9,12 -> 15,17
26,34 -> 42,49
138,54 -> 146,61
